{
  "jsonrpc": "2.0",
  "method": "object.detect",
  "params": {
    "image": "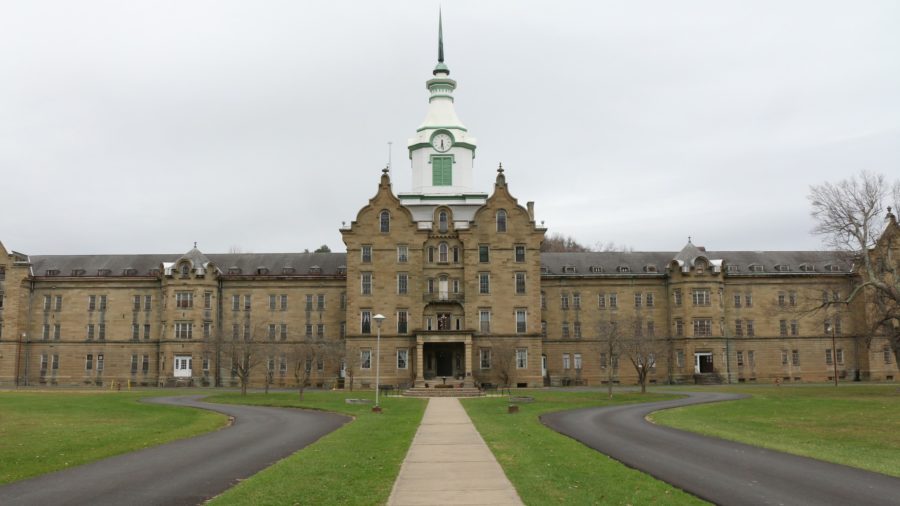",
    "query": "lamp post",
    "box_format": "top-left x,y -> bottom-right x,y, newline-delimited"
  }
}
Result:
827,322 -> 838,387
373,314 -> 386,412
